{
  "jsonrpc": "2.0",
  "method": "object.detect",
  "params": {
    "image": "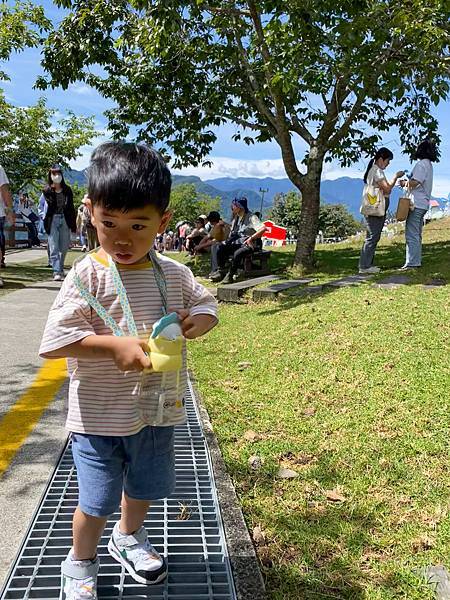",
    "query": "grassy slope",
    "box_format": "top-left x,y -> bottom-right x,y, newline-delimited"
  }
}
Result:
2,224 -> 448,598
0,250 -> 80,298
188,219 -> 450,599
